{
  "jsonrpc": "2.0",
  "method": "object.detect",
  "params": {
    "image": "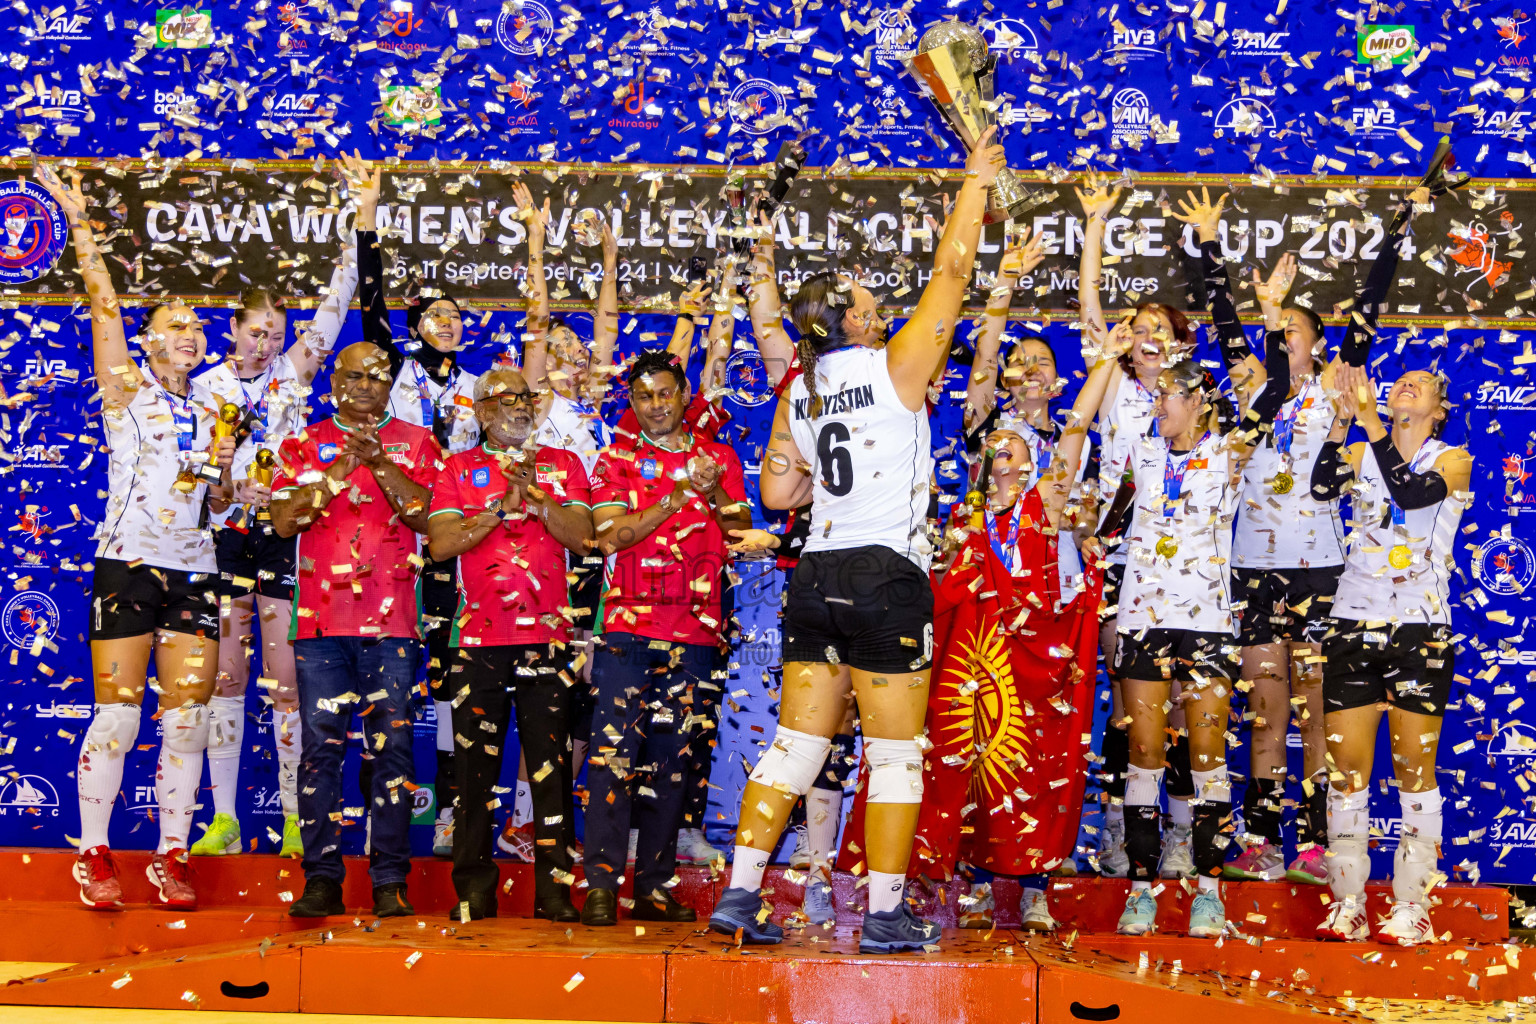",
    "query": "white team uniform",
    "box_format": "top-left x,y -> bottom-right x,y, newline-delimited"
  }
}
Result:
1118,432 -> 1239,635
1332,439 -> 1465,625
995,412 -> 1089,602
535,392 -> 613,475
1097,373 -> 1157,566
786,346 -> 932,569
193,242 -> 358,527
1232,378 -> 1346,569
94,368 -> 220,574
389,359 -> 480,454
